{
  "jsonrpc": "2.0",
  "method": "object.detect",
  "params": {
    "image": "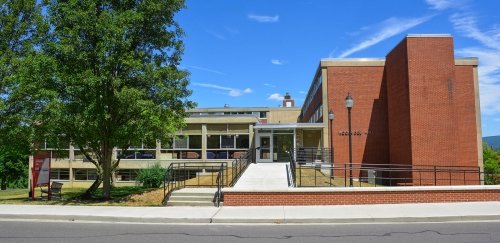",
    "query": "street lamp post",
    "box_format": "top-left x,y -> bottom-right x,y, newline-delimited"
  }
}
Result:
345,93 -> 354,187
328,110 -> 334,177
